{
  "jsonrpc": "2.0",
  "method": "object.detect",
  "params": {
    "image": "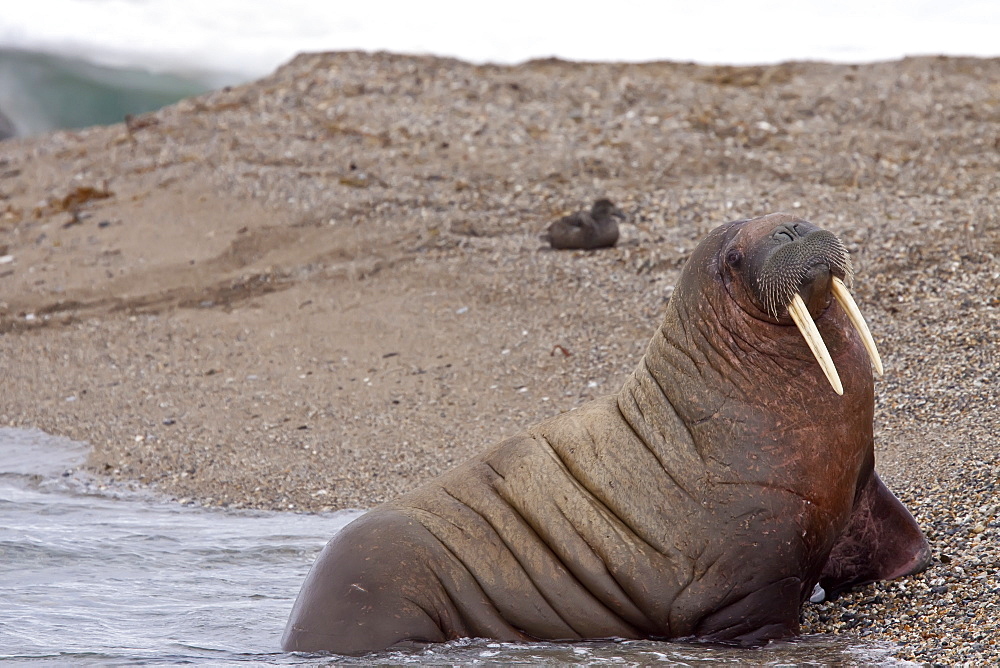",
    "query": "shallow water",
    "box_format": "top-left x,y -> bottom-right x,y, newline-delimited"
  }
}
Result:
0,428 -> 912,666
